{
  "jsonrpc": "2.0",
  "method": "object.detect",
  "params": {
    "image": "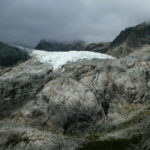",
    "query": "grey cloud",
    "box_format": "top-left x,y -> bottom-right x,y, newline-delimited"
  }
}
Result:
0,0 -> 150,47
